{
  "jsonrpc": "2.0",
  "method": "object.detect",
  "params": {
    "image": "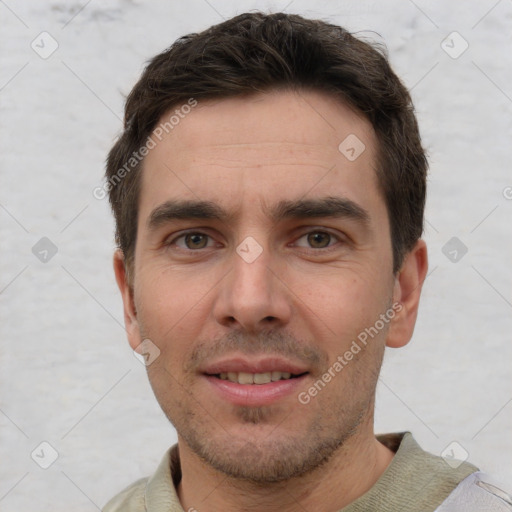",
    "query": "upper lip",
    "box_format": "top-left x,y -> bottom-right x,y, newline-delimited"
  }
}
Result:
200,356 -> 309,375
